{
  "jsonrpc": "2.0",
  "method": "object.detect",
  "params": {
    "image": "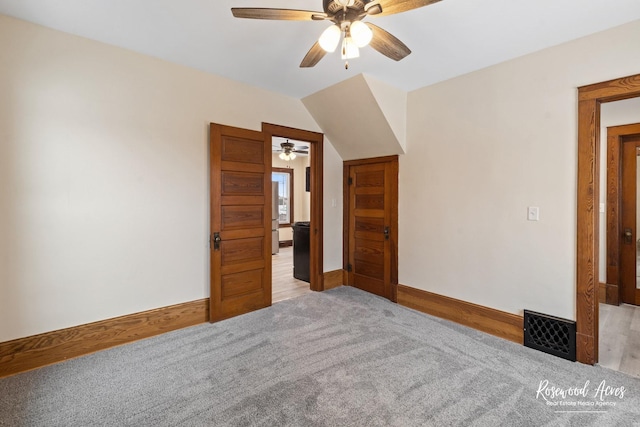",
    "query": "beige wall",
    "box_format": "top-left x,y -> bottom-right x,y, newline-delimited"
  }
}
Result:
402,19 -> 640,321
0,15 -> 343,342
322,141 -> 344,270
